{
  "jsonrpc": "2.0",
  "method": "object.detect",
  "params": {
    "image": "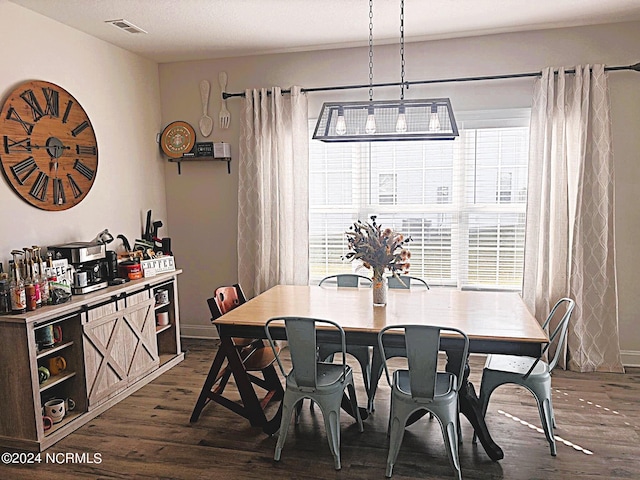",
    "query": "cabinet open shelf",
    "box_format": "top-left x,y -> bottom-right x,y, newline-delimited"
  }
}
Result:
156,324 -> 172,334
36,340 -> 74,360
154,302 -> 170,310
43,411 -> 83,437
39,371 -> 77,392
